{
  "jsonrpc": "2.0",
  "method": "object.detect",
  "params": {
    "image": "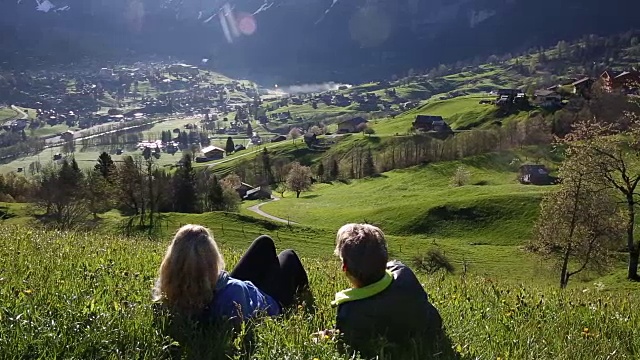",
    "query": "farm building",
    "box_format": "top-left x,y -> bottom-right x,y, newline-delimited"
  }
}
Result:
244,186 -> 272,201
61,130 -> 74,142
519,165 -> 557,185
201,145 -> 225,160
338,117 -> 368,133
412,115 -> 452,133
